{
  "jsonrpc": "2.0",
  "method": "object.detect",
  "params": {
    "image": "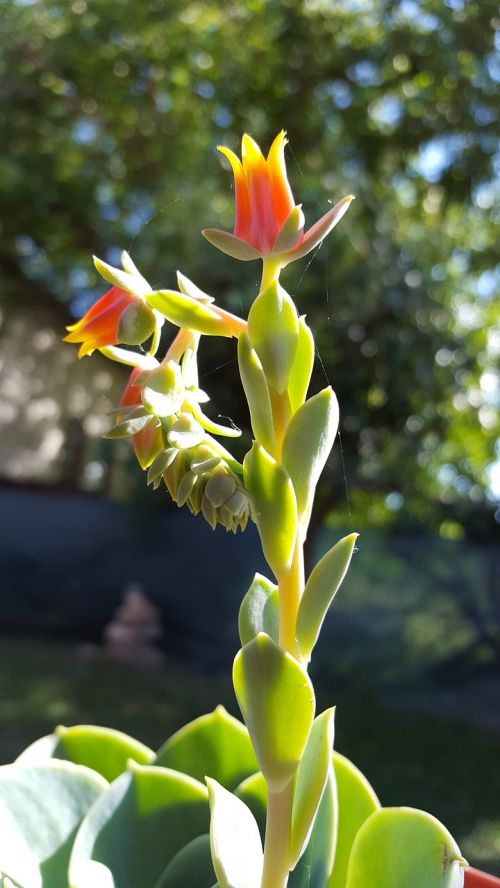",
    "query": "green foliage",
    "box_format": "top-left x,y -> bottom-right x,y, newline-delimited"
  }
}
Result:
281,387 -> 339,528
287,317 -> 315,415
238,573 -> 279,647
207,778 -> 263,888
289,771 -> 337,888
0,760 -> 107,888
247,281 -> 299,395
296,533 -> 358,661
243,442 -> 298,576
68,763 -> 209,888
155,706 -> 257,792
345,807 -> 465,888
329,752 -> 380,888
233,634 -> 315,792
17,724 -> 153,782
290,708 -> 336,867
154,835 -> 215,888
237,333 -> 275,455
